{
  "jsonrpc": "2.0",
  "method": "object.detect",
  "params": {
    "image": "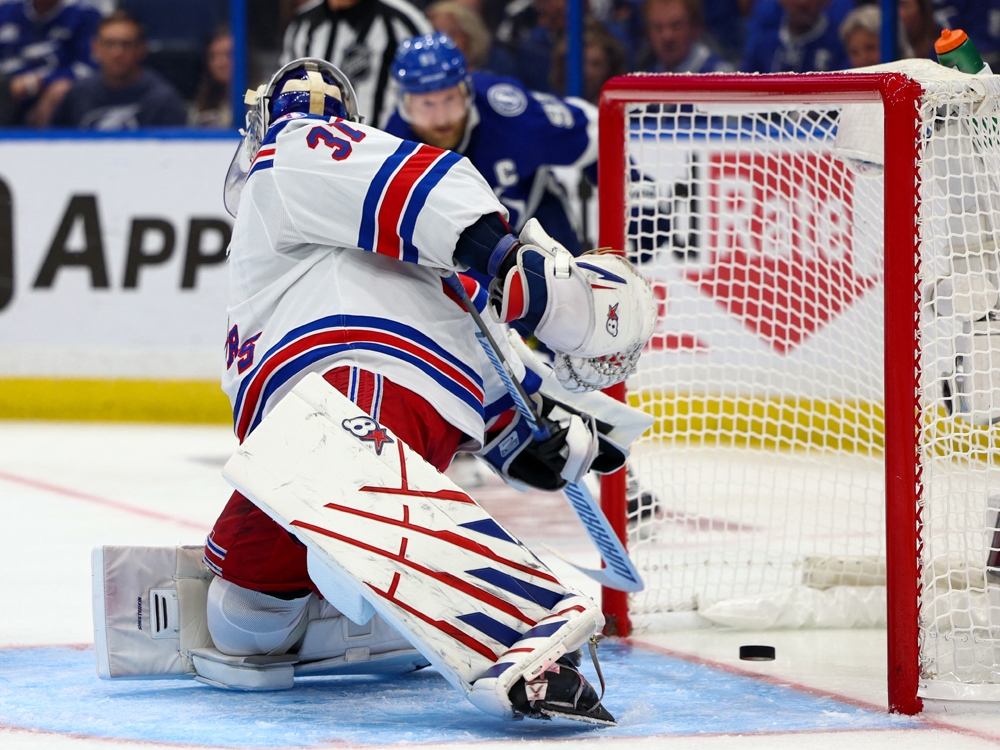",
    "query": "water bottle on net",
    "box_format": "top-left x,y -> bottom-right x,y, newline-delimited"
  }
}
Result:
935,28 -> 992,75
